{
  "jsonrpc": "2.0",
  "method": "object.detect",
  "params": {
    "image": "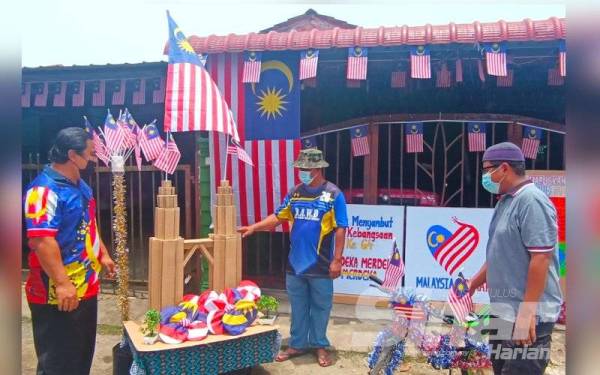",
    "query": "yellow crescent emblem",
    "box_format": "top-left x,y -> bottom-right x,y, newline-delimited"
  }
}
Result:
251,60 -> 294,95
